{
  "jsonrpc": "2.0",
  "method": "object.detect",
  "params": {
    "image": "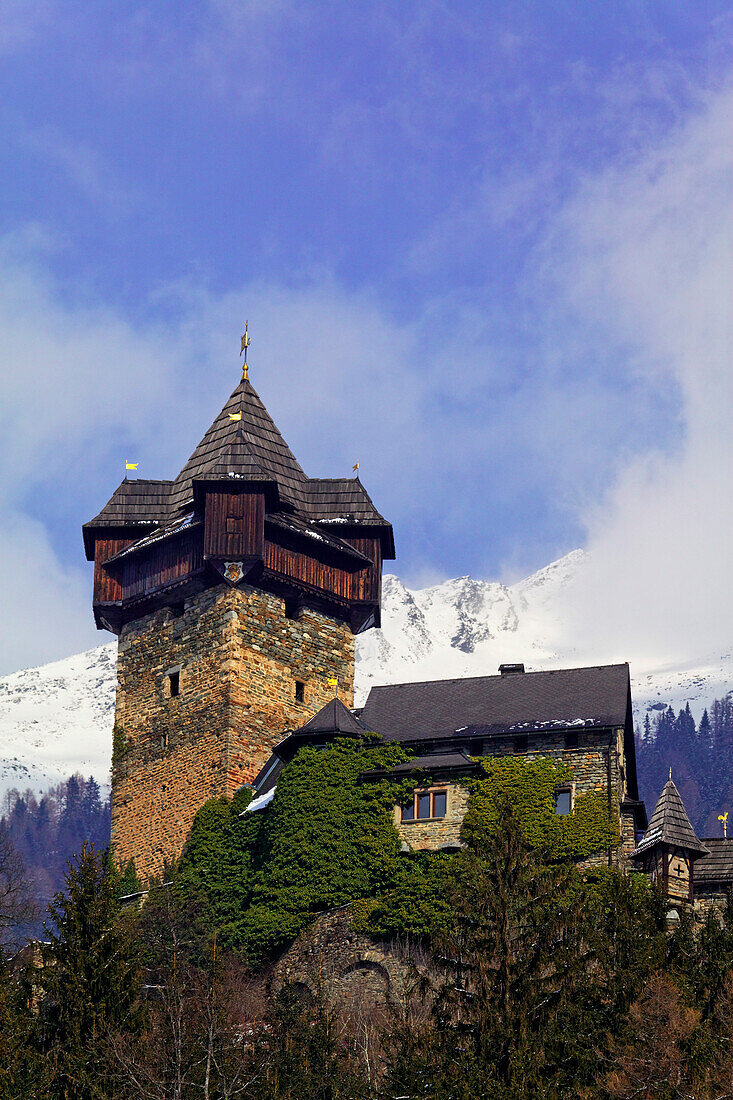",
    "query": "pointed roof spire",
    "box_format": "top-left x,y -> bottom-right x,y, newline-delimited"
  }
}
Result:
631,777 -> 710,860
168,375 -> 308,512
